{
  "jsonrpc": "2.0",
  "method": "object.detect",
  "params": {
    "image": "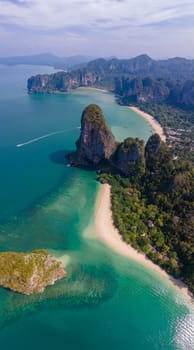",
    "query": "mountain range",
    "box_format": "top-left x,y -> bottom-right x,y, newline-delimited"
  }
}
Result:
27,54 -> 194,109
